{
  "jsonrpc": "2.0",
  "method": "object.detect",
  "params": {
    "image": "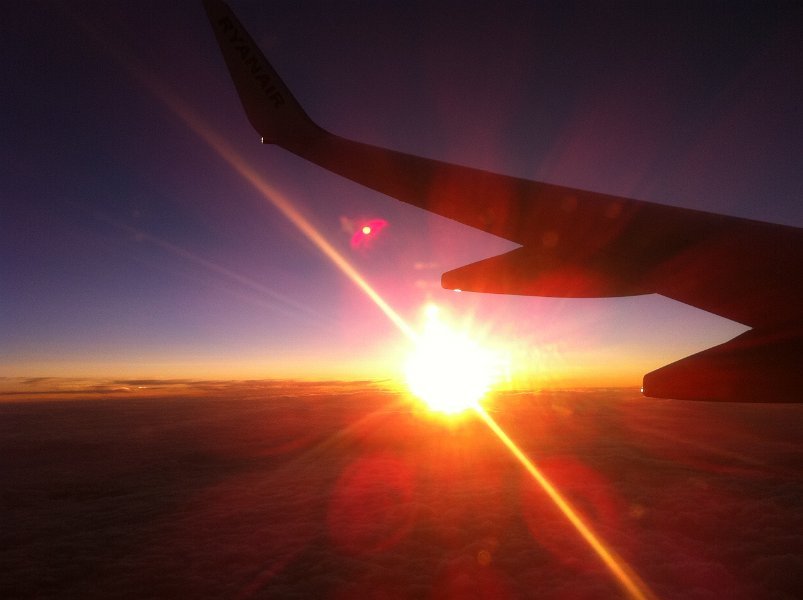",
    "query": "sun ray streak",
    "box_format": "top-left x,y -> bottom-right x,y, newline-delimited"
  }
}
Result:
72,11 -> 416,344
91,26 -> 654,595
158,93 -> 655,600
178,95 -> 655,594
474,405 -> 657,600
165,103 -> 417,340
195,137 -> 416,340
